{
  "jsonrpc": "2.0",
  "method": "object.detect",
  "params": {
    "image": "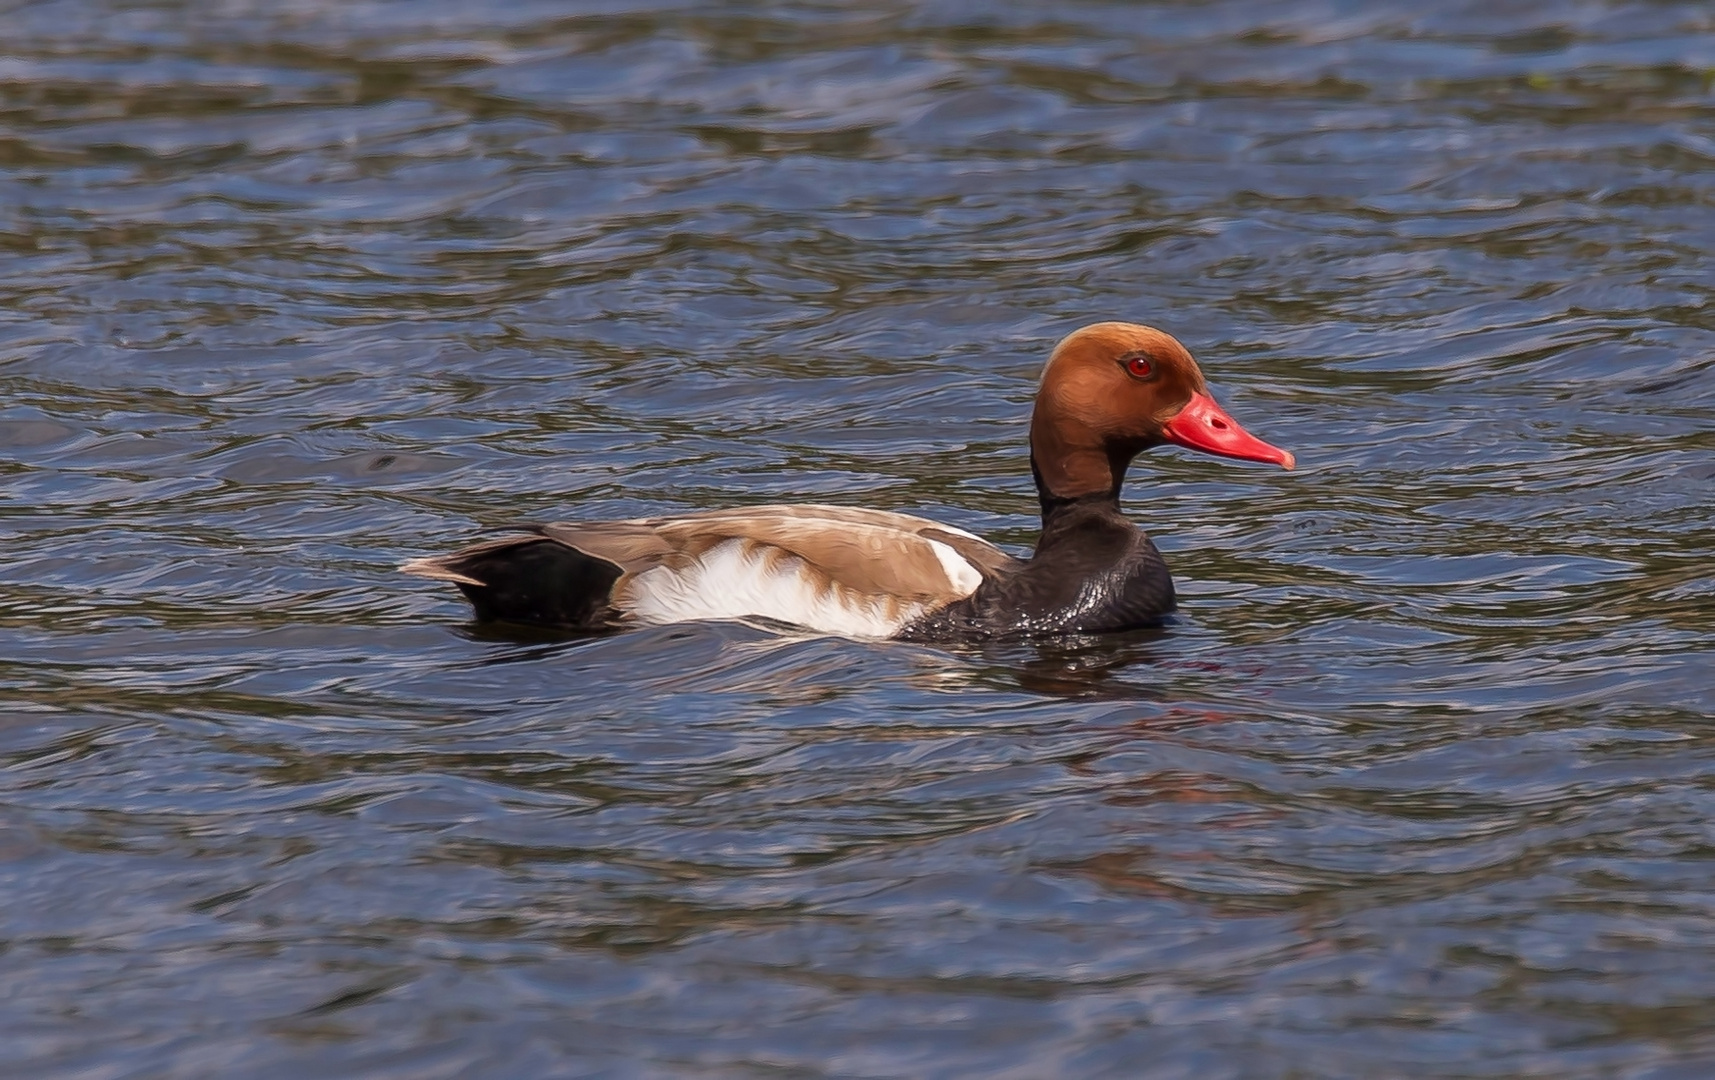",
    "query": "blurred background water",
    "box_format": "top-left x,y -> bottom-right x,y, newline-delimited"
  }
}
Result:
2,0 -> 1713,1075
